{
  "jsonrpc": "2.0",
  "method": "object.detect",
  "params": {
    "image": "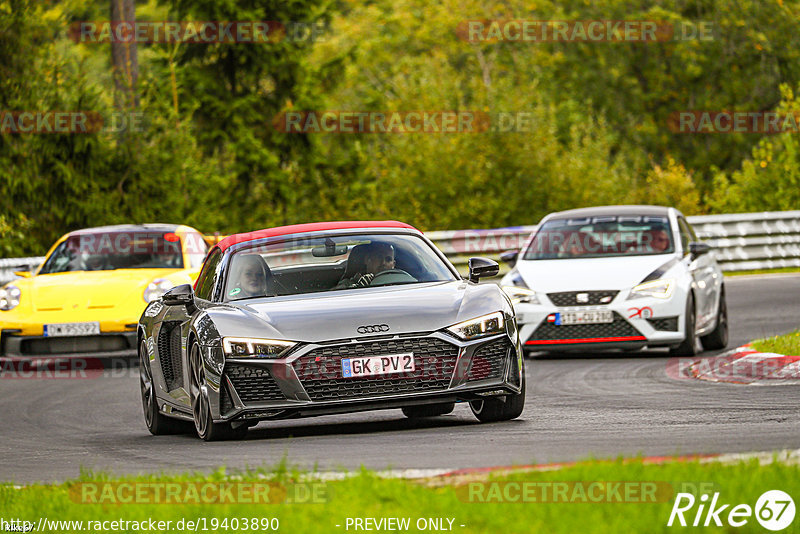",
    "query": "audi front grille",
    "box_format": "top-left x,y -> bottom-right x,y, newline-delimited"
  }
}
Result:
293,337 -> 459,401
